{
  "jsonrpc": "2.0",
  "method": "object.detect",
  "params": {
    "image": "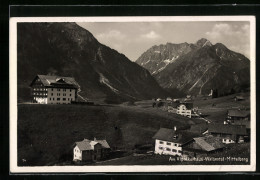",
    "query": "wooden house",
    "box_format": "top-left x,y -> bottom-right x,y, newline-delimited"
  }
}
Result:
208,124 -> 247,144
73,138 -> 110,162
183,136 -> 224,157
226,109 -> 250,123
234,96 -> 245,101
